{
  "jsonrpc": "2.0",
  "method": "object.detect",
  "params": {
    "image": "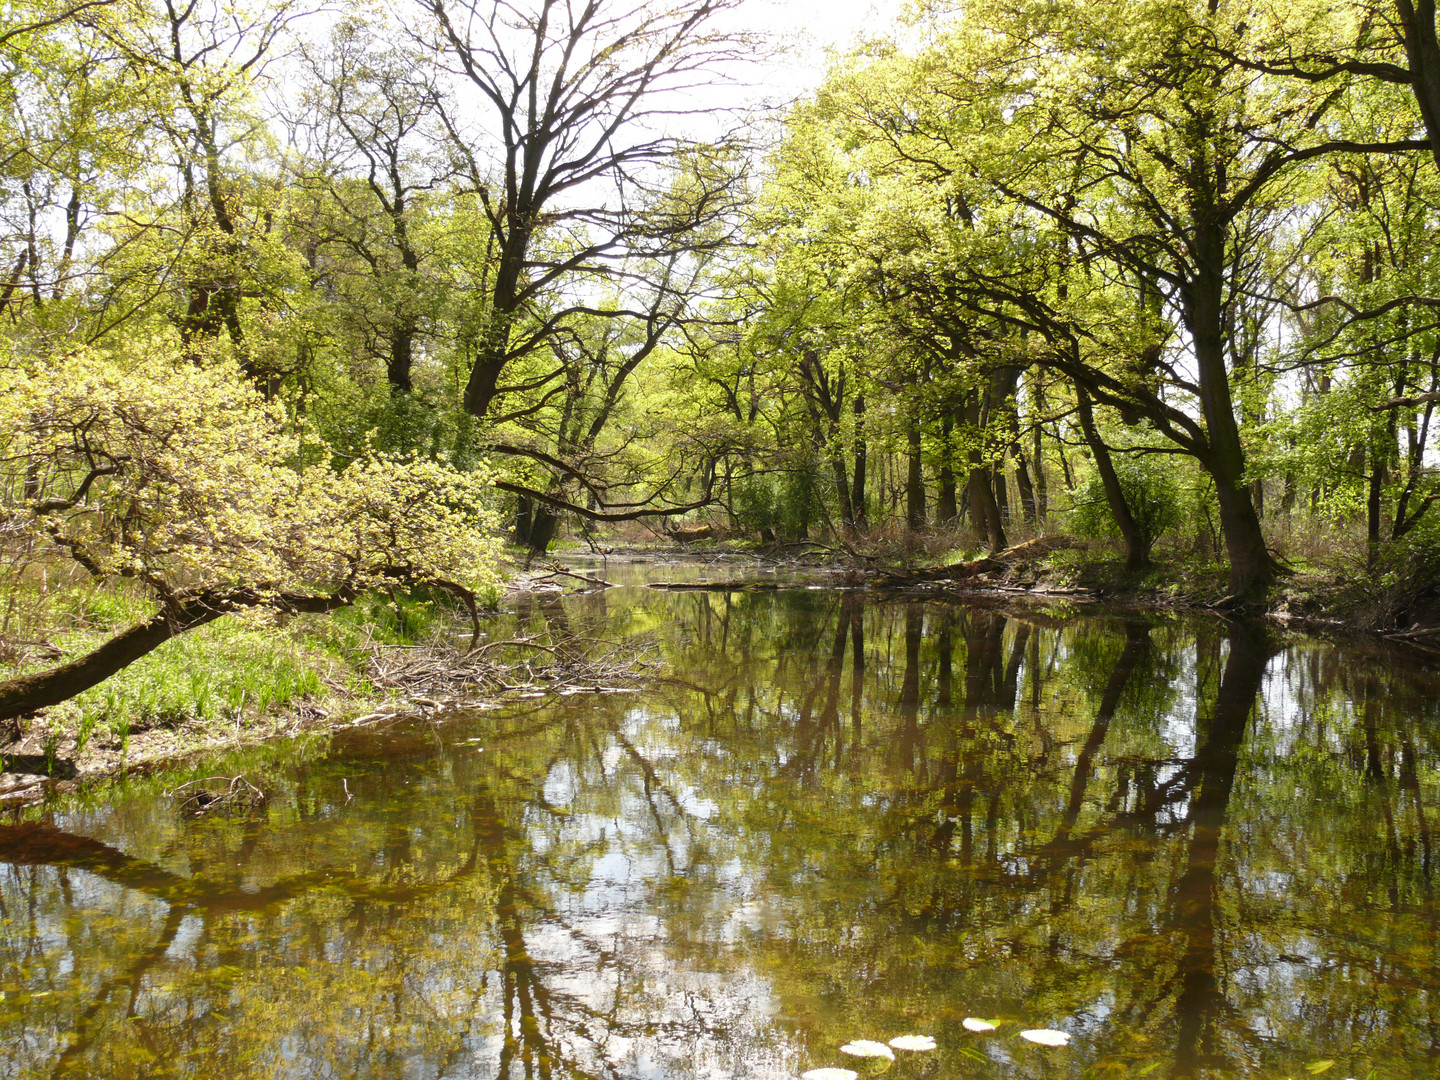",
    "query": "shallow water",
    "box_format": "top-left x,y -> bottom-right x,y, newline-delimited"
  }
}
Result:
3,572 -> 1440,1079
